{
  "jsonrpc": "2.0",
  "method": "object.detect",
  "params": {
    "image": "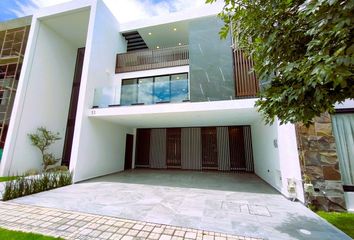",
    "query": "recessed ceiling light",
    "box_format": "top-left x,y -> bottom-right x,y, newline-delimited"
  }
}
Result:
156,46 -> 160,49
148,32 -> 152,35
178,43 -> 182,46
173,28 -> 177,31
